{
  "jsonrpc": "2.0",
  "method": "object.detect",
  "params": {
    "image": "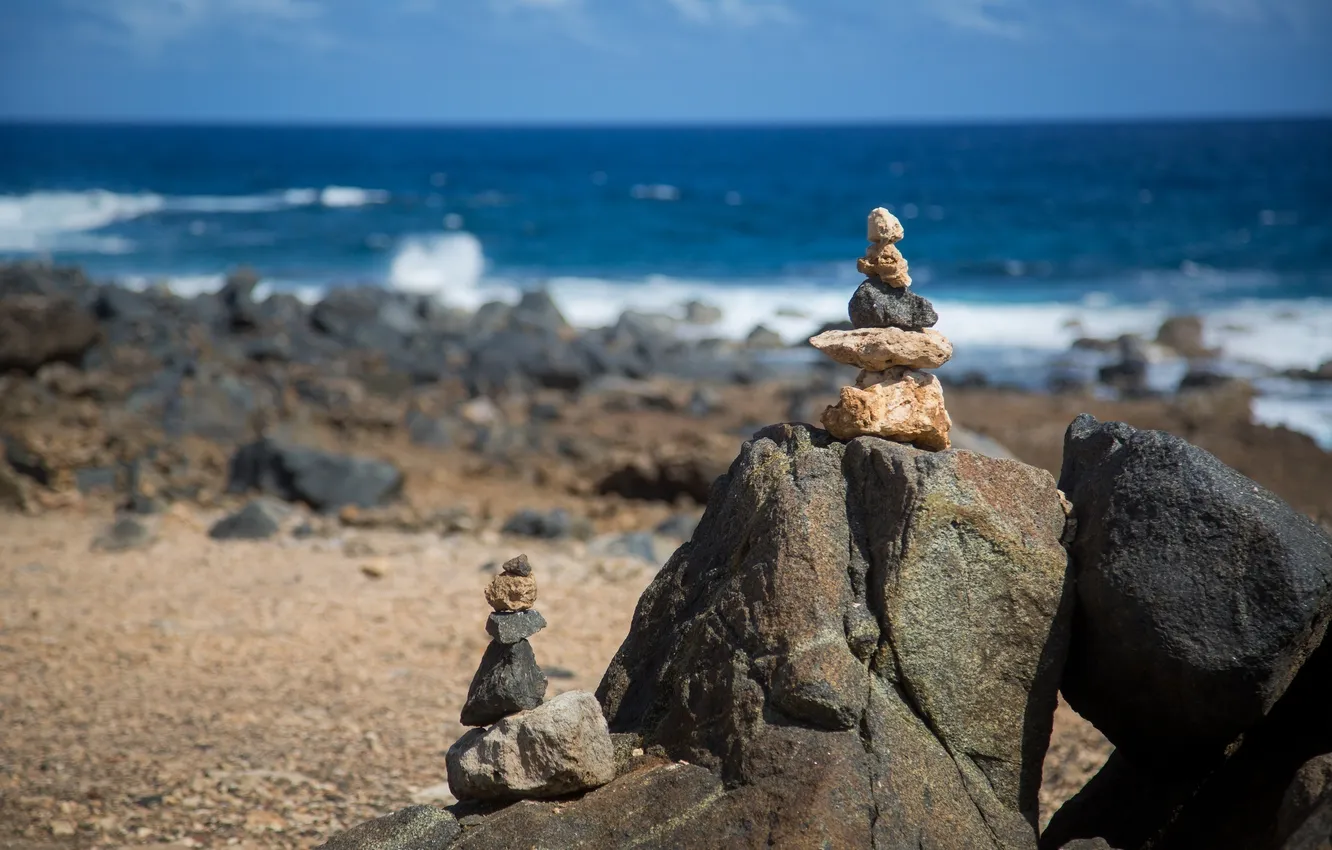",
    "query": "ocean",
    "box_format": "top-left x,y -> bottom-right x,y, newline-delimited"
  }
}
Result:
2,120 -> 1331,442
